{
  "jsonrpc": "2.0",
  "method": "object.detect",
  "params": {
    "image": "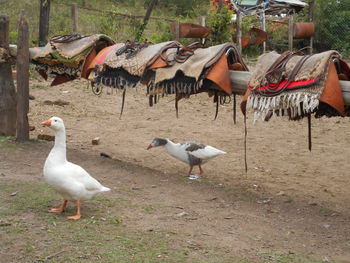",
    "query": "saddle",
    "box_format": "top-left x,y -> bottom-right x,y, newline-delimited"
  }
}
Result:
92,41 -> 248,118
92,40 -> 180,92
241,50 -> 350,122
145,42 -> 248,118
32,34 -> 115,85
